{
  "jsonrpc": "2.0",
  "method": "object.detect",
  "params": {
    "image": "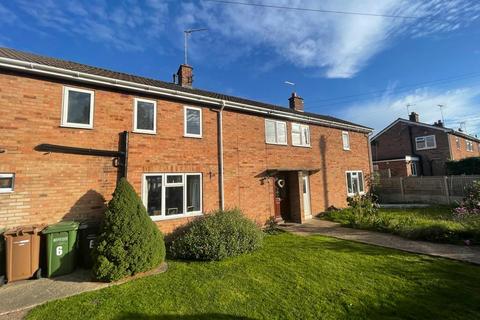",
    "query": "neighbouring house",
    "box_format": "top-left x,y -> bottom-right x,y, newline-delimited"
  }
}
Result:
371,112 -> 480,177
0,47 -> 372,233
